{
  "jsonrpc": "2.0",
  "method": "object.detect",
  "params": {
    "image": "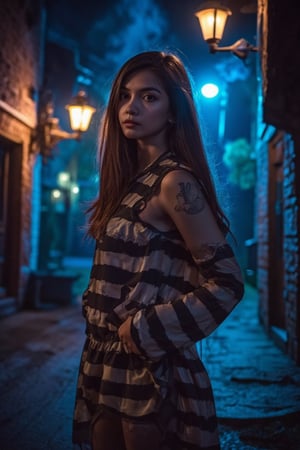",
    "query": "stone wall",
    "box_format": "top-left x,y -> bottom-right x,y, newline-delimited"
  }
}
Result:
256,0 -> 300,363
0,0 -> 43,121
256,126 -> 300,363
0,0 -> 44,306
263,0 -> 300,135
283,135 -> 299,362
256,133 -> 270,327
